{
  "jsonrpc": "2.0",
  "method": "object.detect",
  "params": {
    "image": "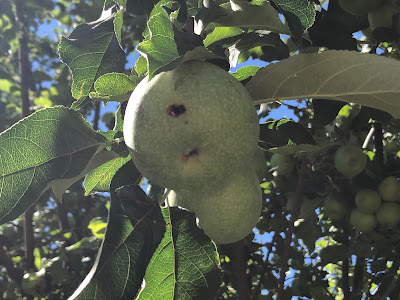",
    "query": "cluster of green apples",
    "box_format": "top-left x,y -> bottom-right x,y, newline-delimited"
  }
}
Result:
123,61 -> 263,244
325,144 -> 400,232
350,176 -> 400,232
339,0 -> 400,32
